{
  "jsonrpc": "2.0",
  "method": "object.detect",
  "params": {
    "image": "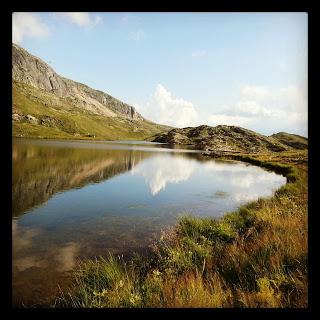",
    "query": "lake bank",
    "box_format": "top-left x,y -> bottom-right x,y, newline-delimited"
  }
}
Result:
57,149 -> 307,308
12,139 -> 290,307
